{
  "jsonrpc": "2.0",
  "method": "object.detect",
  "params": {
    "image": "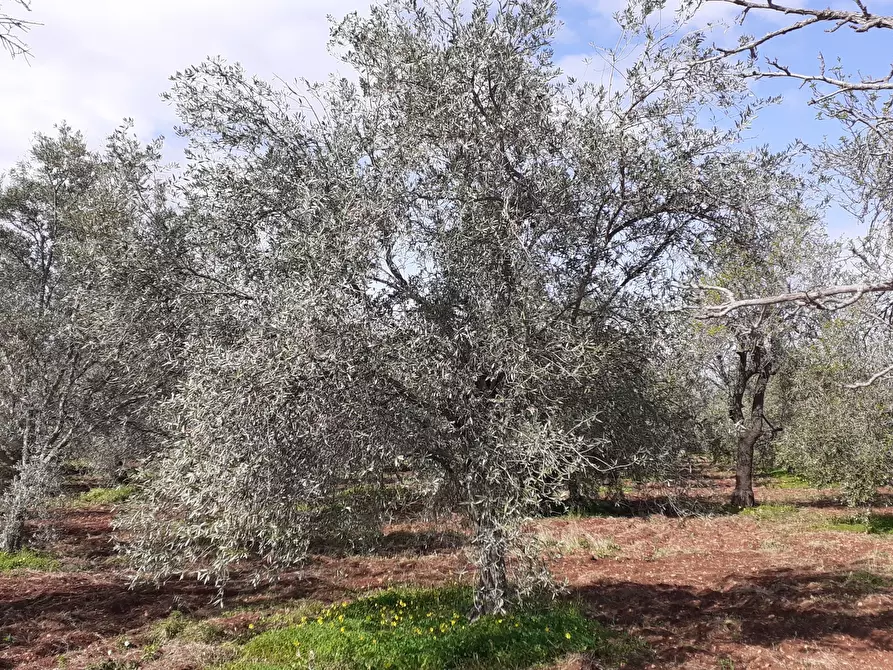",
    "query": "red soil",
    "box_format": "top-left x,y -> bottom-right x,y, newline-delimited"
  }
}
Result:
2,474 -> 893,669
